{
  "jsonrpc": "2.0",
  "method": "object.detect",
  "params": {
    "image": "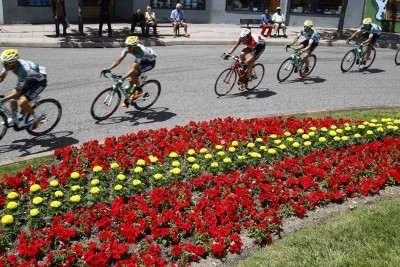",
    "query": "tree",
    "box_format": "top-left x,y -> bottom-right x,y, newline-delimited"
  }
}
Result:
337,0 -> 349,37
